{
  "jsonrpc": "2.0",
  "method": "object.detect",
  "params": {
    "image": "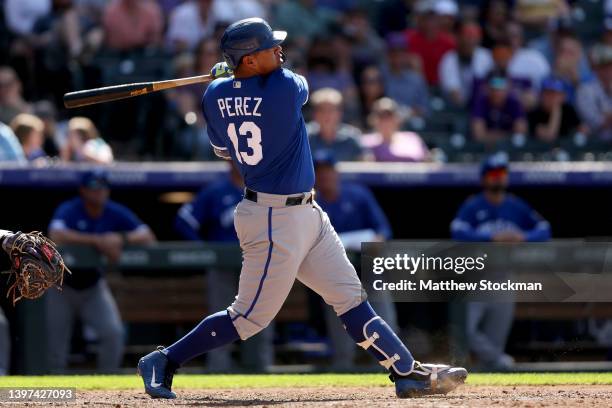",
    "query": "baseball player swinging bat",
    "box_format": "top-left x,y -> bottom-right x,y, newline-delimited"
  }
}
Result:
63,74 -> 213,109
134,17 -> 467,400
